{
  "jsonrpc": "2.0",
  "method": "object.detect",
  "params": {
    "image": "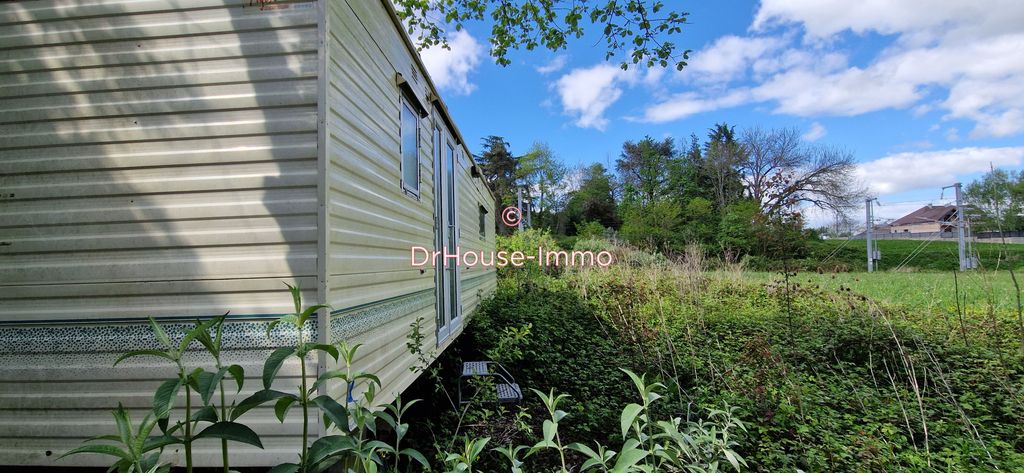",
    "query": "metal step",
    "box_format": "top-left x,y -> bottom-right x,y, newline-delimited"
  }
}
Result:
496,383 -> 522,403
462,361 -> 489,376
